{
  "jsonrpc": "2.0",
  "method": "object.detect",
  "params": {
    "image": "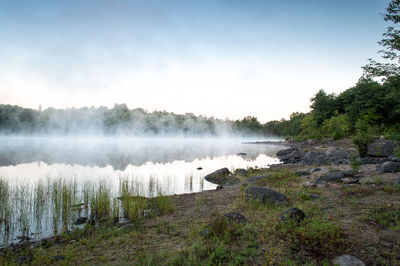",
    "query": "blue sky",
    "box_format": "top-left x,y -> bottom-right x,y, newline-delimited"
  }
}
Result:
0,0 -> 391,122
